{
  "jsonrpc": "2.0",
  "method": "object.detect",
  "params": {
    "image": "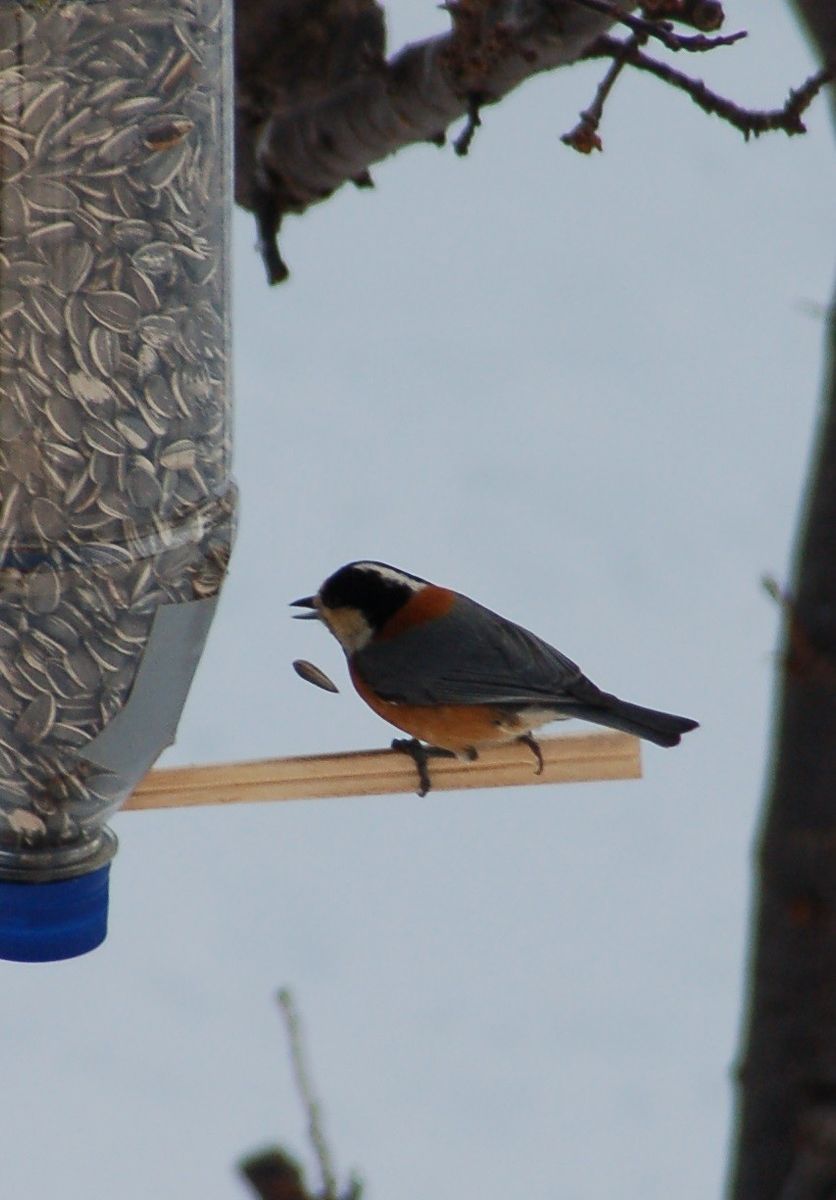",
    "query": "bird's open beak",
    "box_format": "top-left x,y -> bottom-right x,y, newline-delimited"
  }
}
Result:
290,595 -> 321,620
